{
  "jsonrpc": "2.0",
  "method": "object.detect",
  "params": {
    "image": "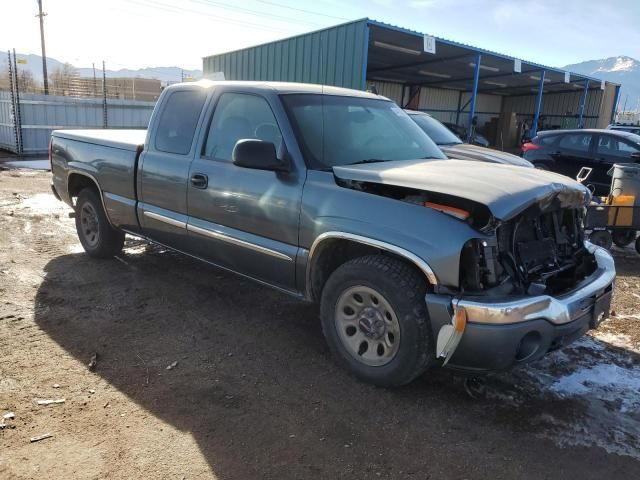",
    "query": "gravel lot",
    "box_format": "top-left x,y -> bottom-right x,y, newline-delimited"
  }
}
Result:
1,168 -> 640,479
